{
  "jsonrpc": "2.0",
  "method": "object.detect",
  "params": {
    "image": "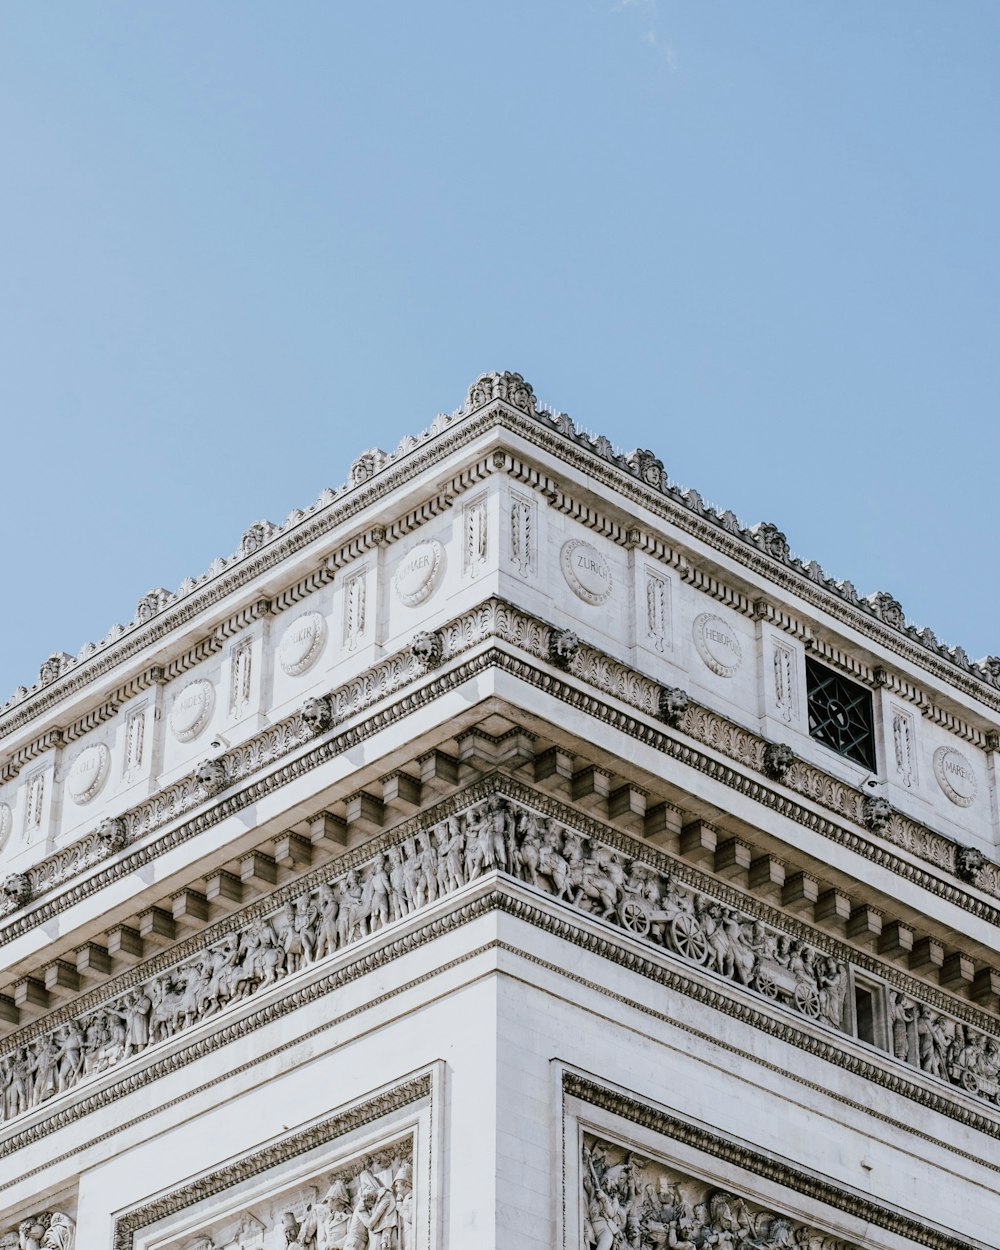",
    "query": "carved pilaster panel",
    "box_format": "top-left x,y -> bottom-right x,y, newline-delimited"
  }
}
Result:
772,640 -> 796,724
463,492 -> 488,578
509,490 -> 536,578
123,703 -> 147,784
643,567 -> 671,654
891,704 -> 918,790
343,565 -> 368,652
